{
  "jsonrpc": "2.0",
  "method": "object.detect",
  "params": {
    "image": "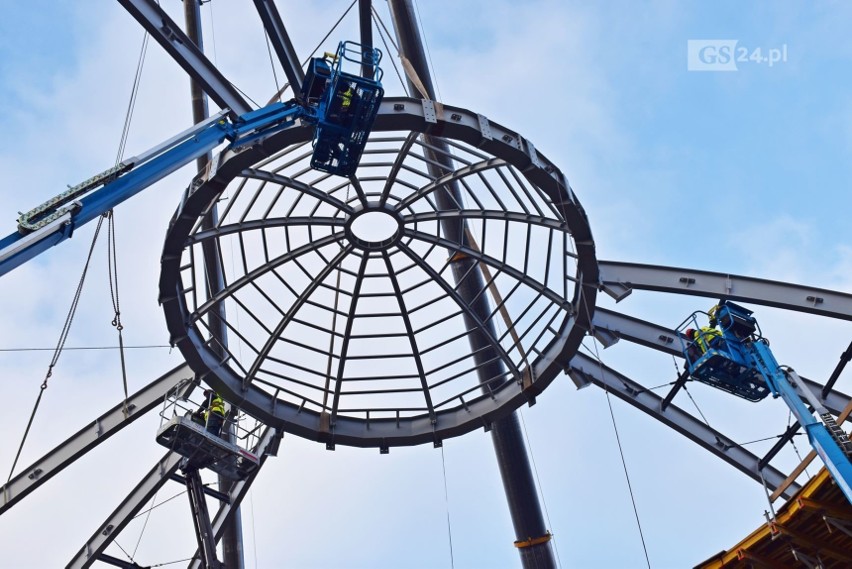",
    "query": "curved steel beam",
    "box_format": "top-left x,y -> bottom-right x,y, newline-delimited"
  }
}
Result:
382,250 -> 437,421
394,157 -> 506,211
598,261 -> 852,320
0,364 -> 192,516
117,0 -> 251,116
379,132 -> 419,207
187,216 -> 345,246
329,254 -> 371,425
243,243 -> 355,389
567,351 -> 800,499
242,169 -> 357,215
396,240 -> 523,384
402,227 -> 575,310
186,232 -> 347,323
